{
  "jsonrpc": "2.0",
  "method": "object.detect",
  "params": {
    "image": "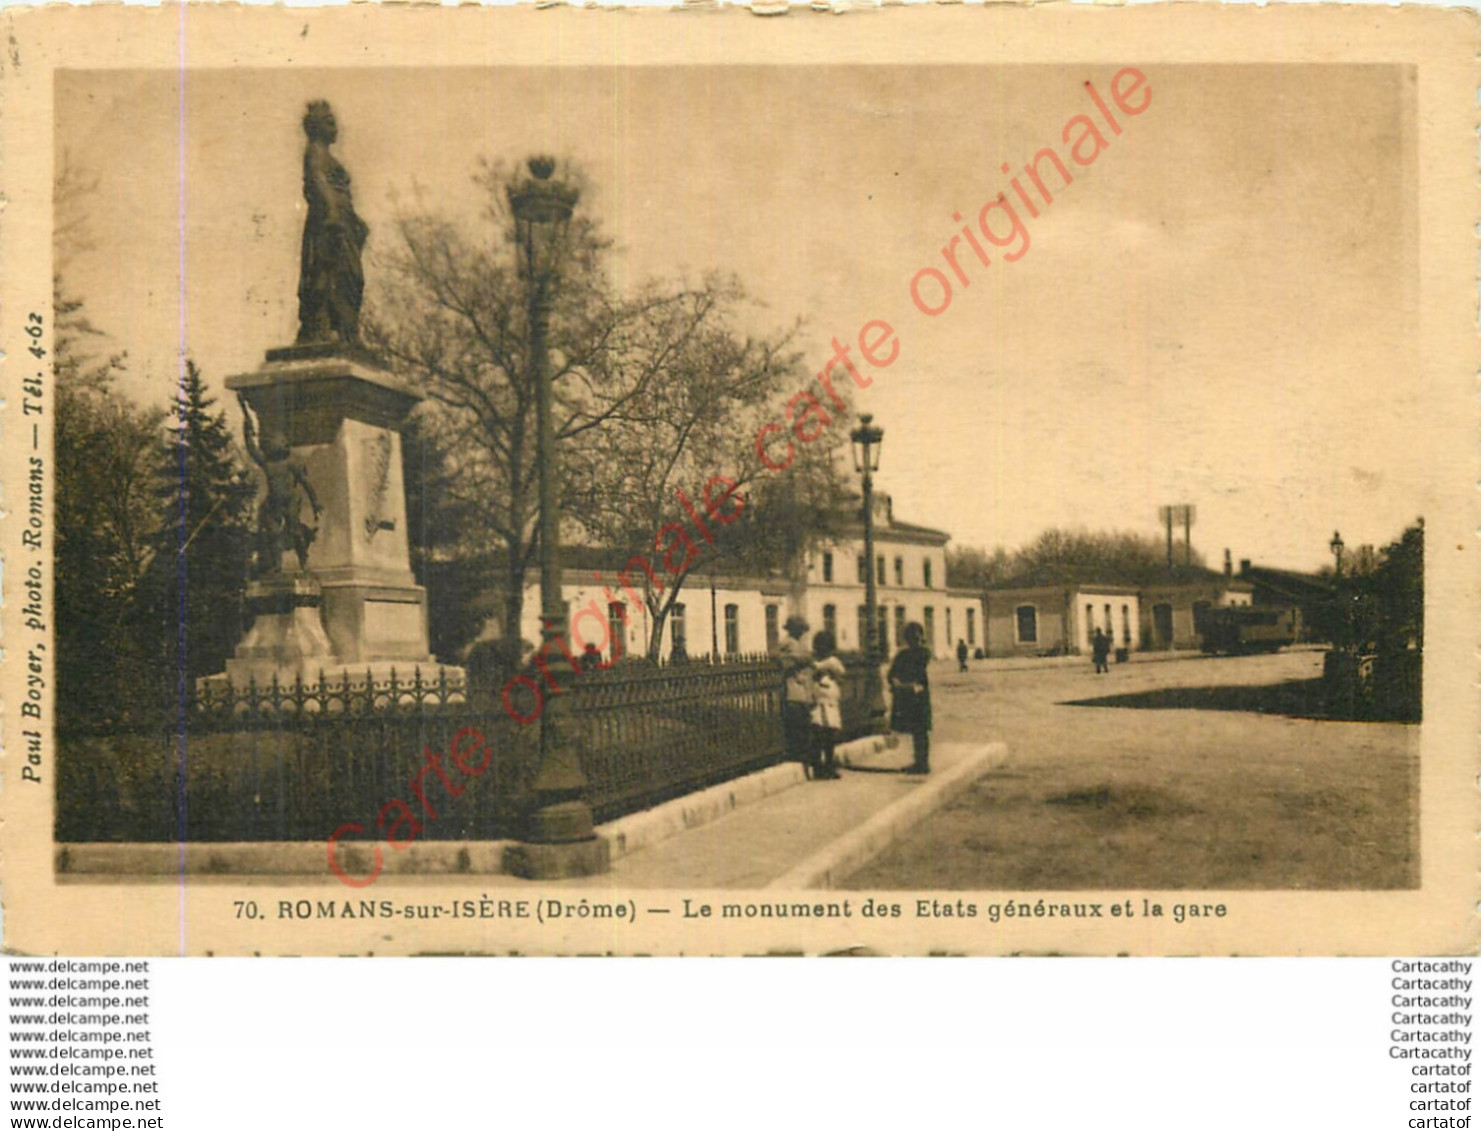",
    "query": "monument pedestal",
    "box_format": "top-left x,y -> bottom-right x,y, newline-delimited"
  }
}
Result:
210,347 -> 462,692
224,576 -> 333,684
